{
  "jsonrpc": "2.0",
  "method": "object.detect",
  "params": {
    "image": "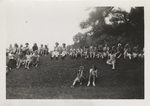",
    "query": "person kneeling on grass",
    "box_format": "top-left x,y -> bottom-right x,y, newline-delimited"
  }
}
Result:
32,50 -> 40,67
87,65 -> 98,87
106,50 -> 116,70
71,66 -> 85,88
25,51 -> 33,69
